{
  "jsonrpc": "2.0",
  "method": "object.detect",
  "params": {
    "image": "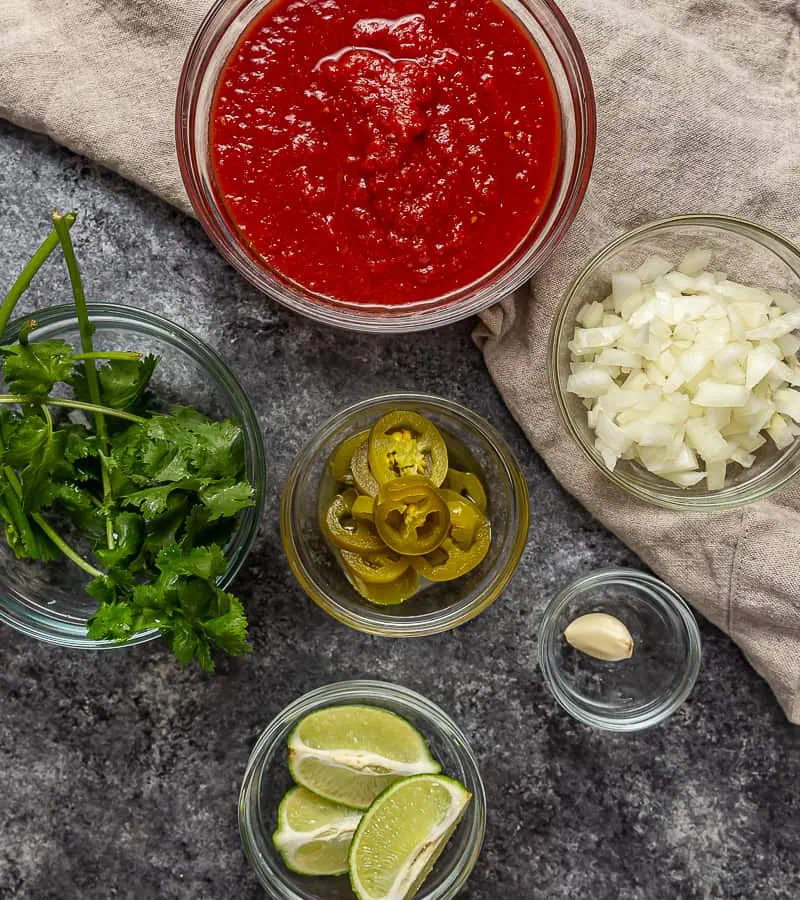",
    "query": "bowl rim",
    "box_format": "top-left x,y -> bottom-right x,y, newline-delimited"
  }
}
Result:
537,567 -> 703,732
238,679 -> 487,899
280,392 -> 530,636
550,213 -> 800,510
175,0 -> 597,332
0,302 -> 267,649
